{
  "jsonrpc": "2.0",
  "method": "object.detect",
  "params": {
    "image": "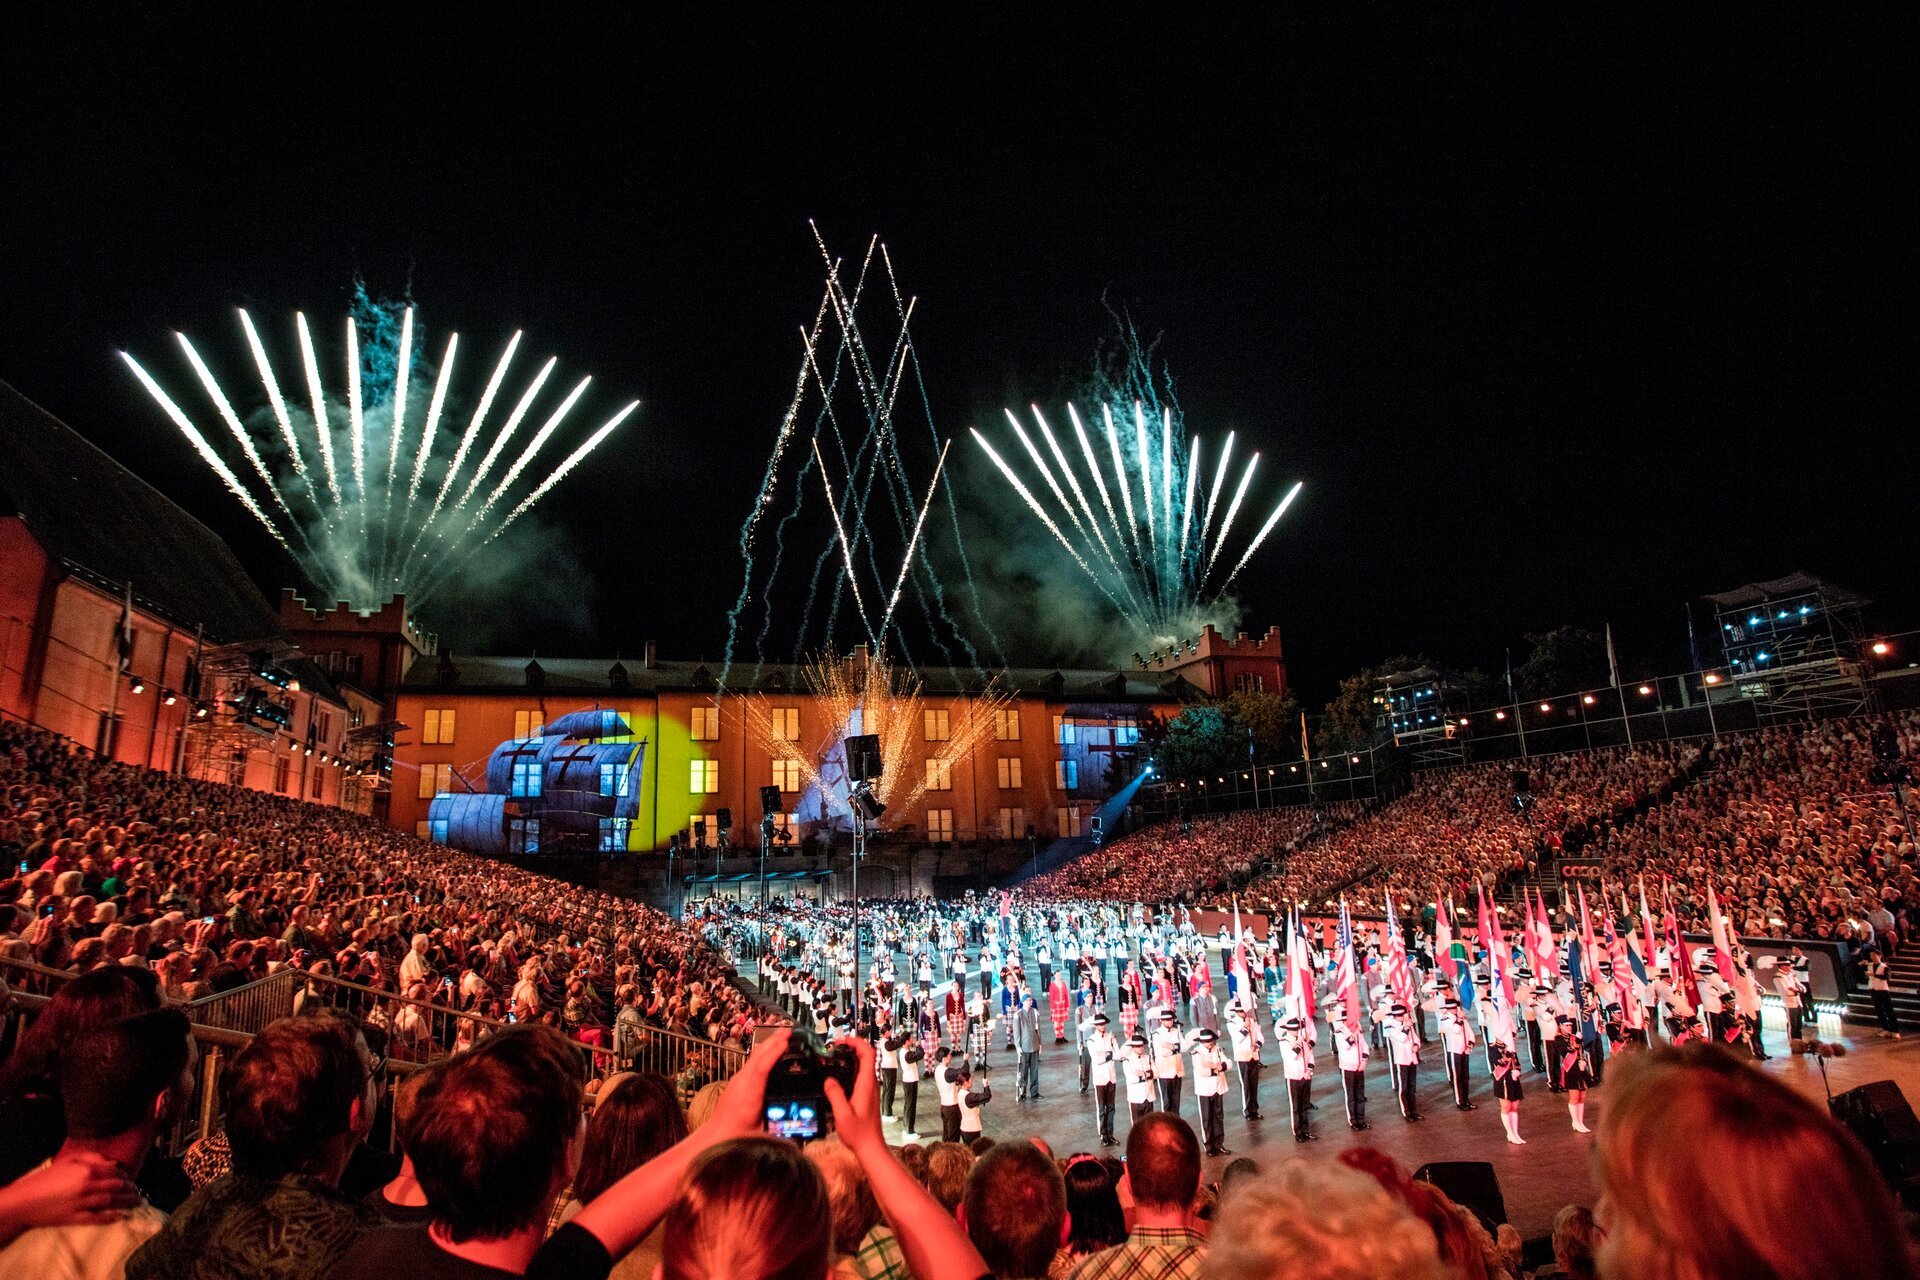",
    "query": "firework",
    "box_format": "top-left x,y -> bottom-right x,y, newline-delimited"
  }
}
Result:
747,646 -> 1010,827
973,402 -> 1304,642
122,304 -> 637,611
